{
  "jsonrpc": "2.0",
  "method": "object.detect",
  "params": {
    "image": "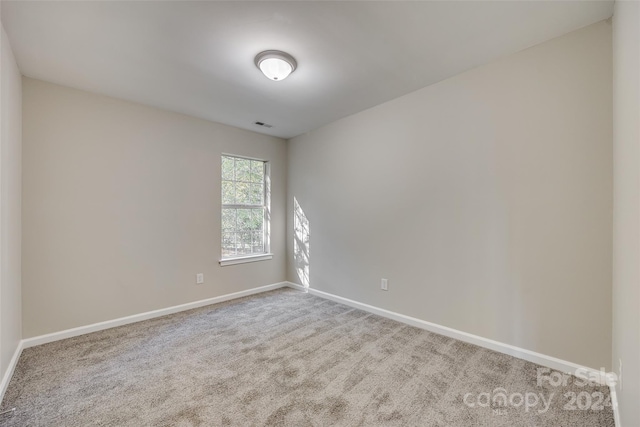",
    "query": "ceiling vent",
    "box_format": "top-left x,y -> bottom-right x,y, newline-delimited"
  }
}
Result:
254,121 -> 273,128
